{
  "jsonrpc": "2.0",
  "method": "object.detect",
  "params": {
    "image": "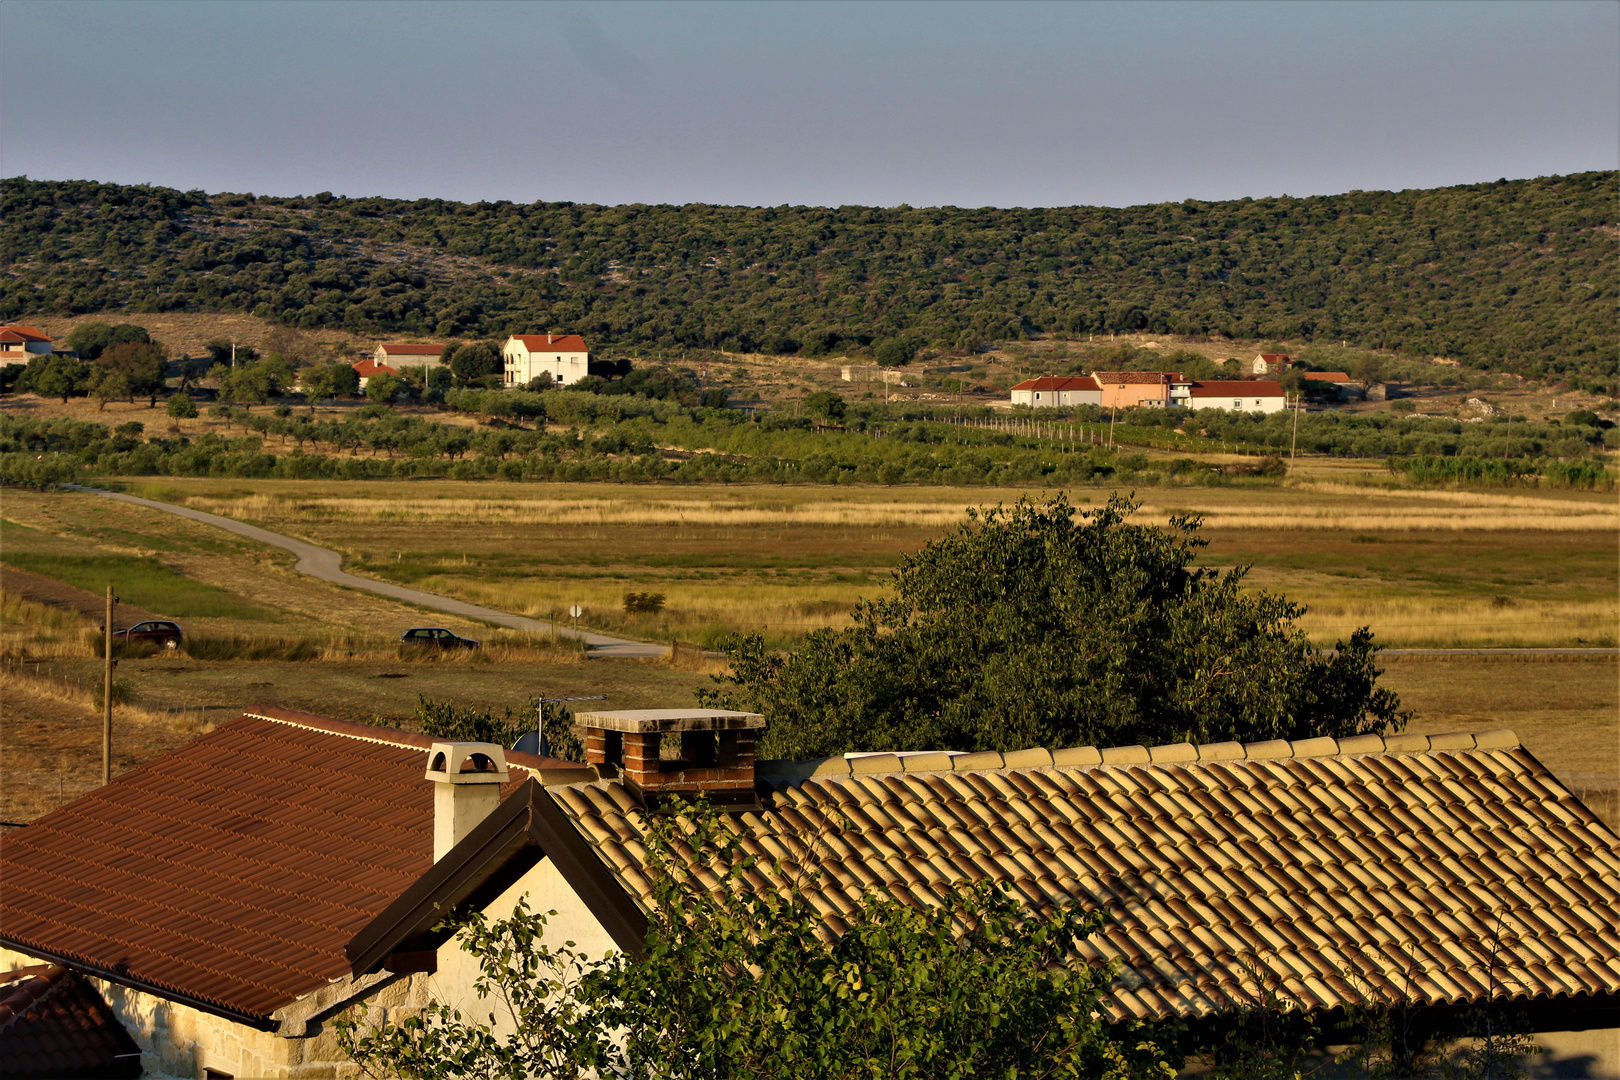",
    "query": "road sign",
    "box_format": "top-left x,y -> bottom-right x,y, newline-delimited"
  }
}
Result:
569,604 -> 583,618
